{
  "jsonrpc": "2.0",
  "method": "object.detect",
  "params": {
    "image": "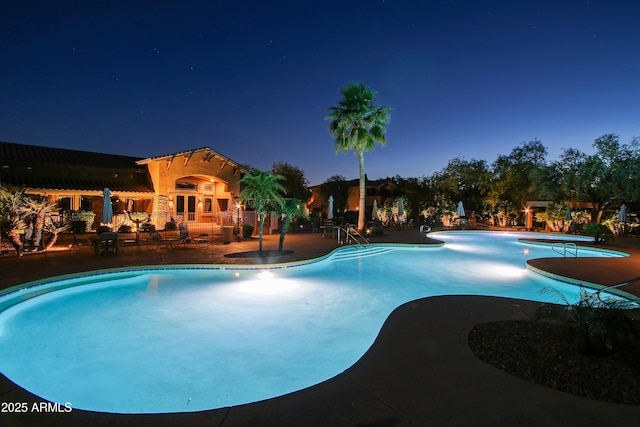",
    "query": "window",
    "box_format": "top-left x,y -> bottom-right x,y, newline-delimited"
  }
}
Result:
58,197 -> 72,211
80,196 -> 92,211
203,197 -> 213,212
176,182 -> 197,190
